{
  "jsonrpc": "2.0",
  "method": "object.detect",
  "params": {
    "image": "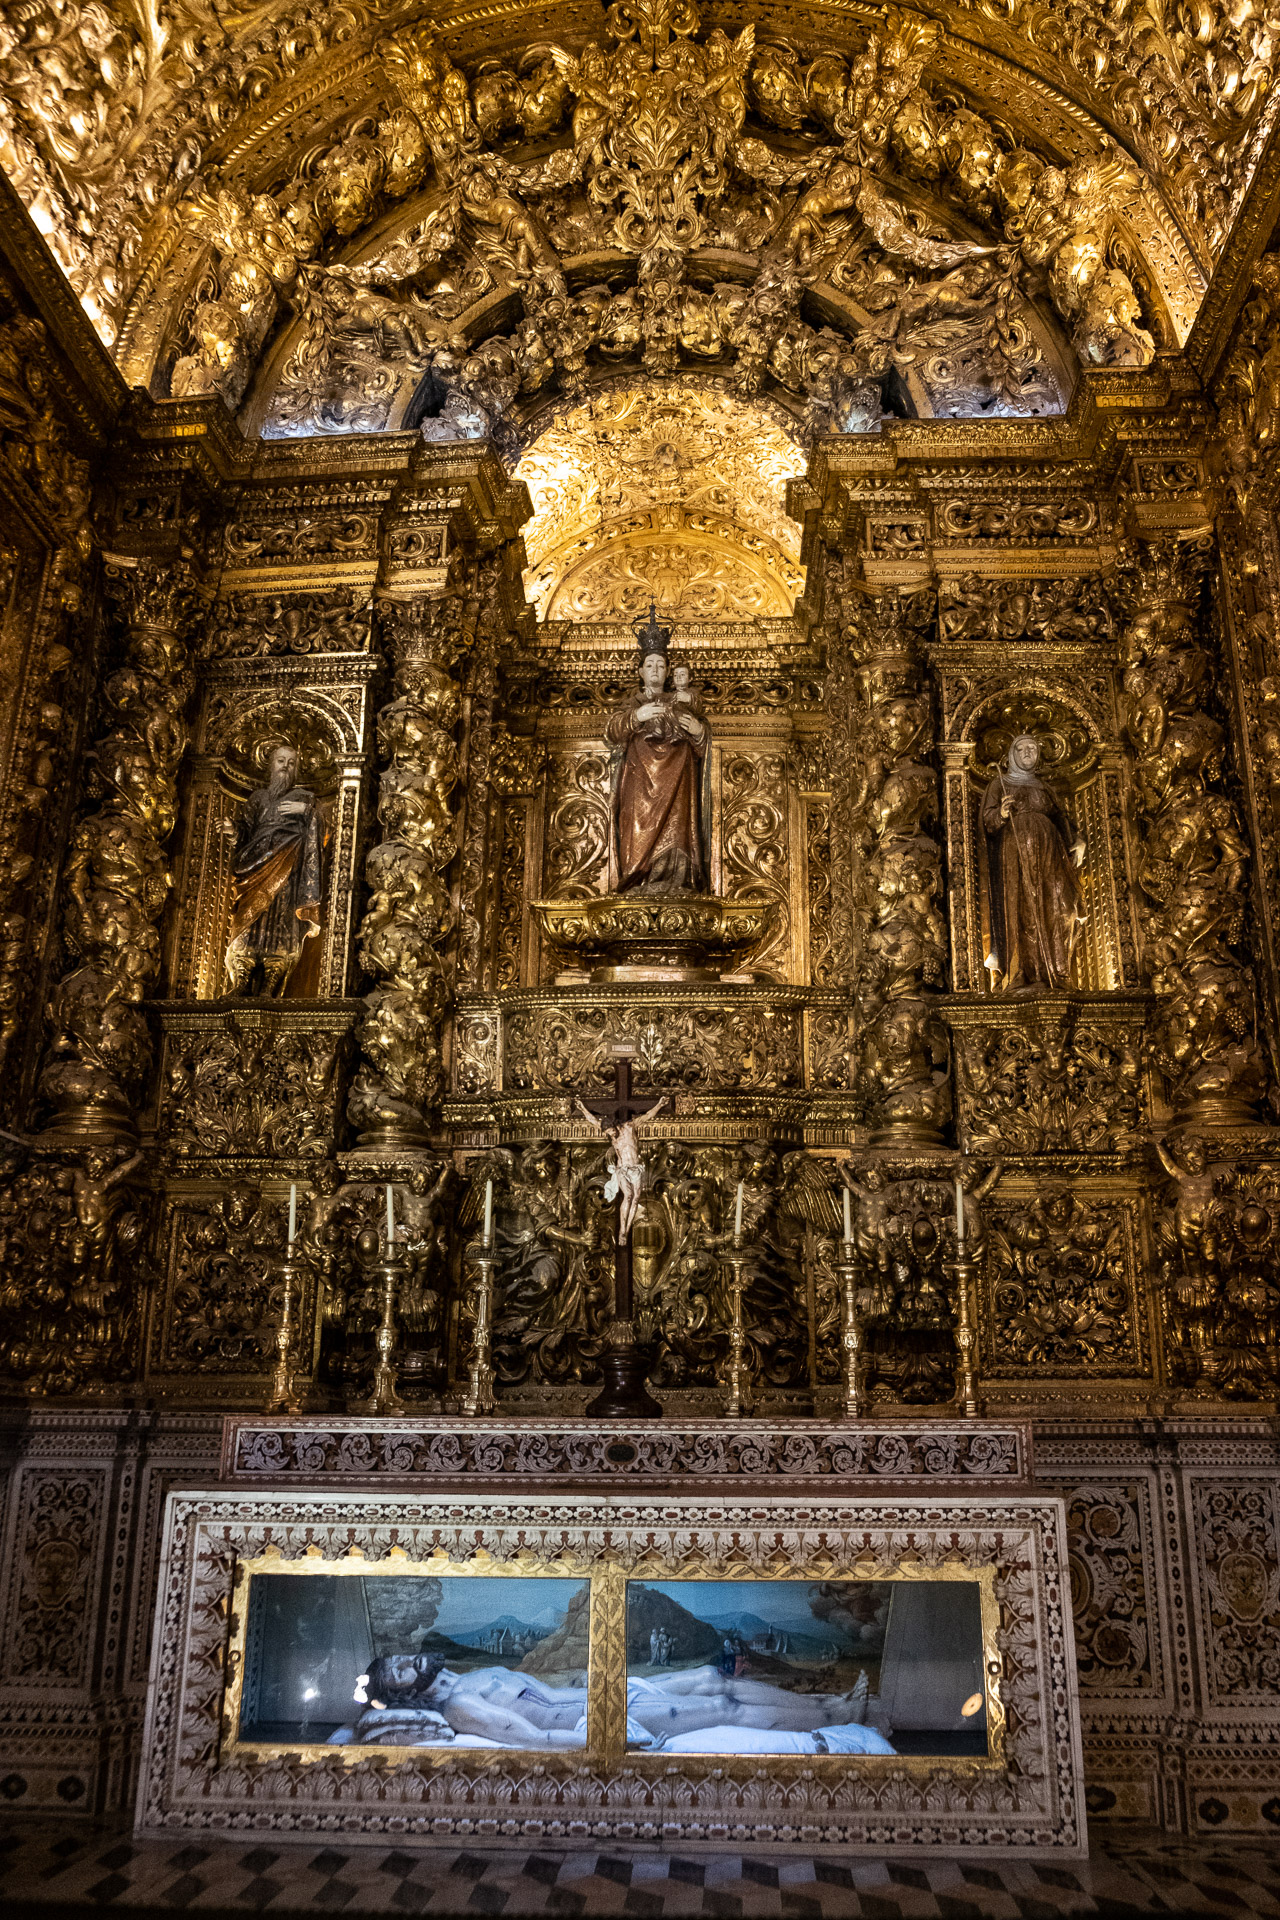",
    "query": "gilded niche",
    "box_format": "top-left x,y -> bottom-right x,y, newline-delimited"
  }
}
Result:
516,383 -> 806,623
